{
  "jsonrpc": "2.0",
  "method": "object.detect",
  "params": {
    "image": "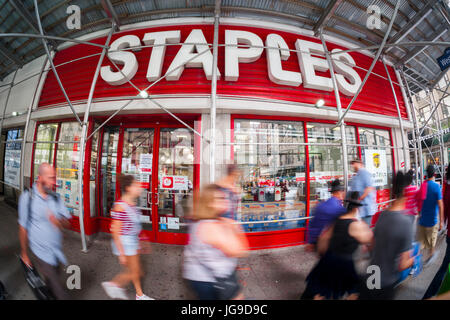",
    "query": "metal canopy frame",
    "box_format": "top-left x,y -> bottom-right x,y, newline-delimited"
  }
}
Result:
0,0 -> 449,252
